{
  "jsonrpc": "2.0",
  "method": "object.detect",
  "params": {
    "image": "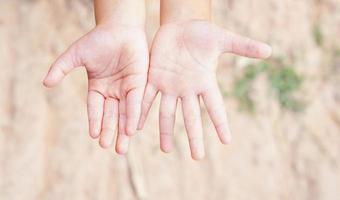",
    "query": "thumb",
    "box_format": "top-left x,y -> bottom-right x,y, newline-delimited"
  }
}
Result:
43,44 -> 83,88
221,30 -> 272,59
